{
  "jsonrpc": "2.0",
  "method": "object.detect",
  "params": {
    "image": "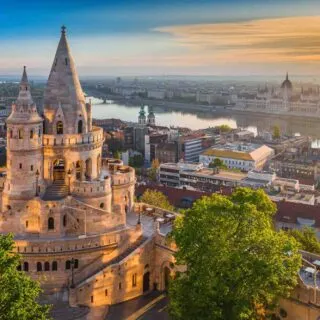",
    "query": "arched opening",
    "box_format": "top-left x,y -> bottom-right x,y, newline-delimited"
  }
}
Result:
100,203 -> 104,209
77,120 -> 83,134
56,121 -> 63,135
23,262 -> 29,272
44,261 -> 50,271
53,159 -> 65,181
164,266 -> 171,290
52,261 -> 58,271
65,260 -> 71,270
63,214 -> 67,227
74,259 -> 79,269
30,130 -> 34,139
143,272 -> 150,293
37,262 -> 42,272
76,161 -> 81,180
18,129 -> 23,139
48,217 -> 54,230
85,158 -> 92,180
